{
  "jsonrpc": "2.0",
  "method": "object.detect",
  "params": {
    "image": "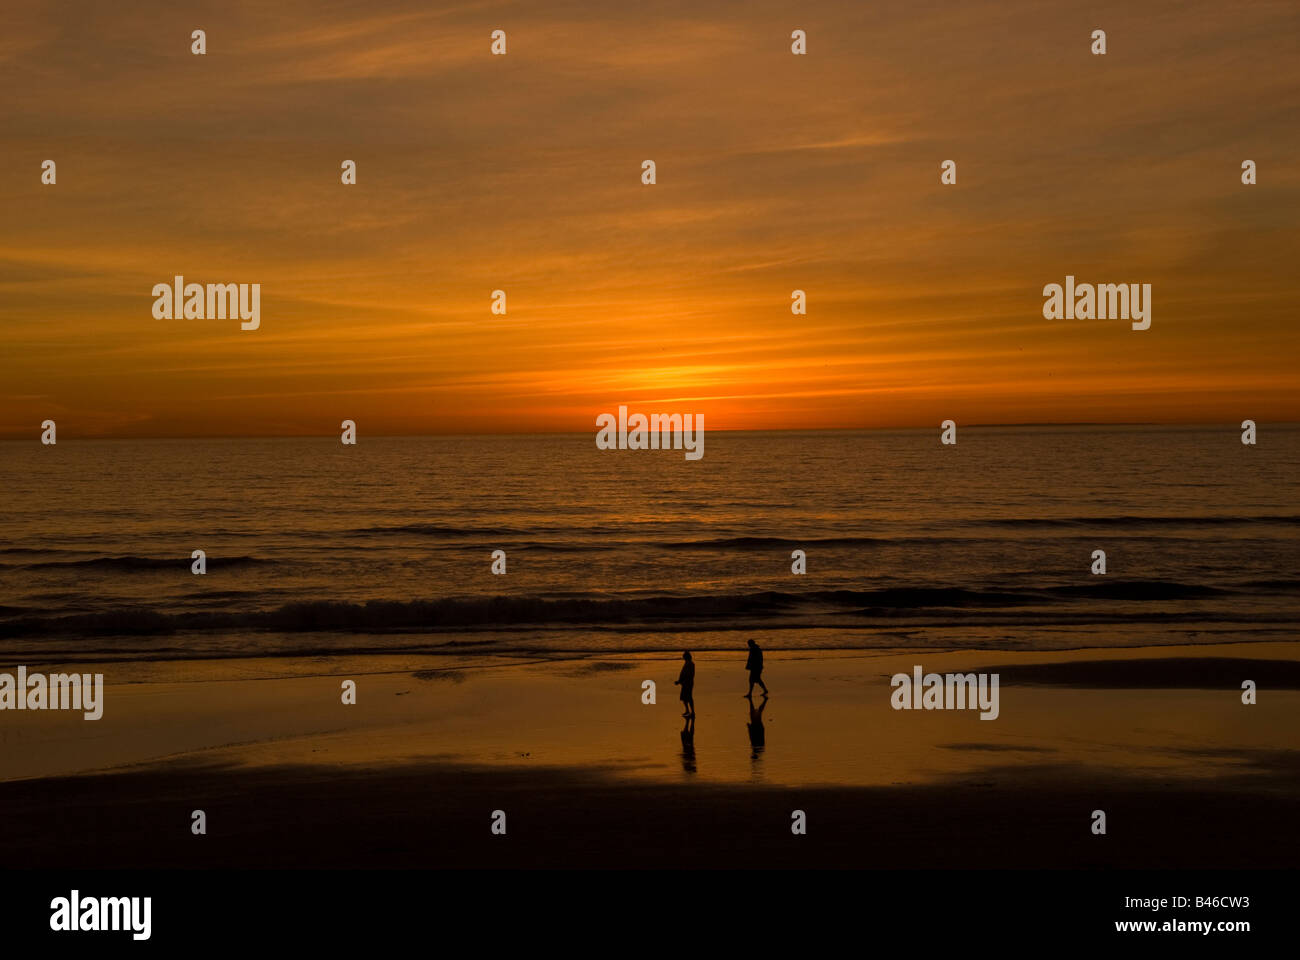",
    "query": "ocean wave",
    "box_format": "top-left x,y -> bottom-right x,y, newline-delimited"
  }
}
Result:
516,536 -> 912,551
14,555 -> 270,571
978,515 -> 1300,528
0,580 -> 1252,638
1045,580 -> 1227,601
278,517 -> 1300,548
674,536 -> 885,549
351,524 -> 532,538
1243,579 -> 1300,590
